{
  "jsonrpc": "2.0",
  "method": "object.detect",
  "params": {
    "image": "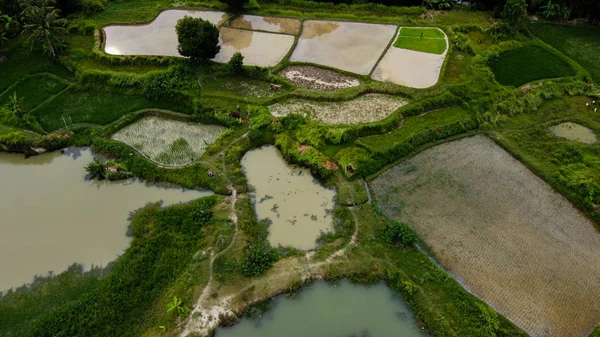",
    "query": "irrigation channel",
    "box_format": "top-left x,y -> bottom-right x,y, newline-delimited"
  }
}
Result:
0,148 -> 211,291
